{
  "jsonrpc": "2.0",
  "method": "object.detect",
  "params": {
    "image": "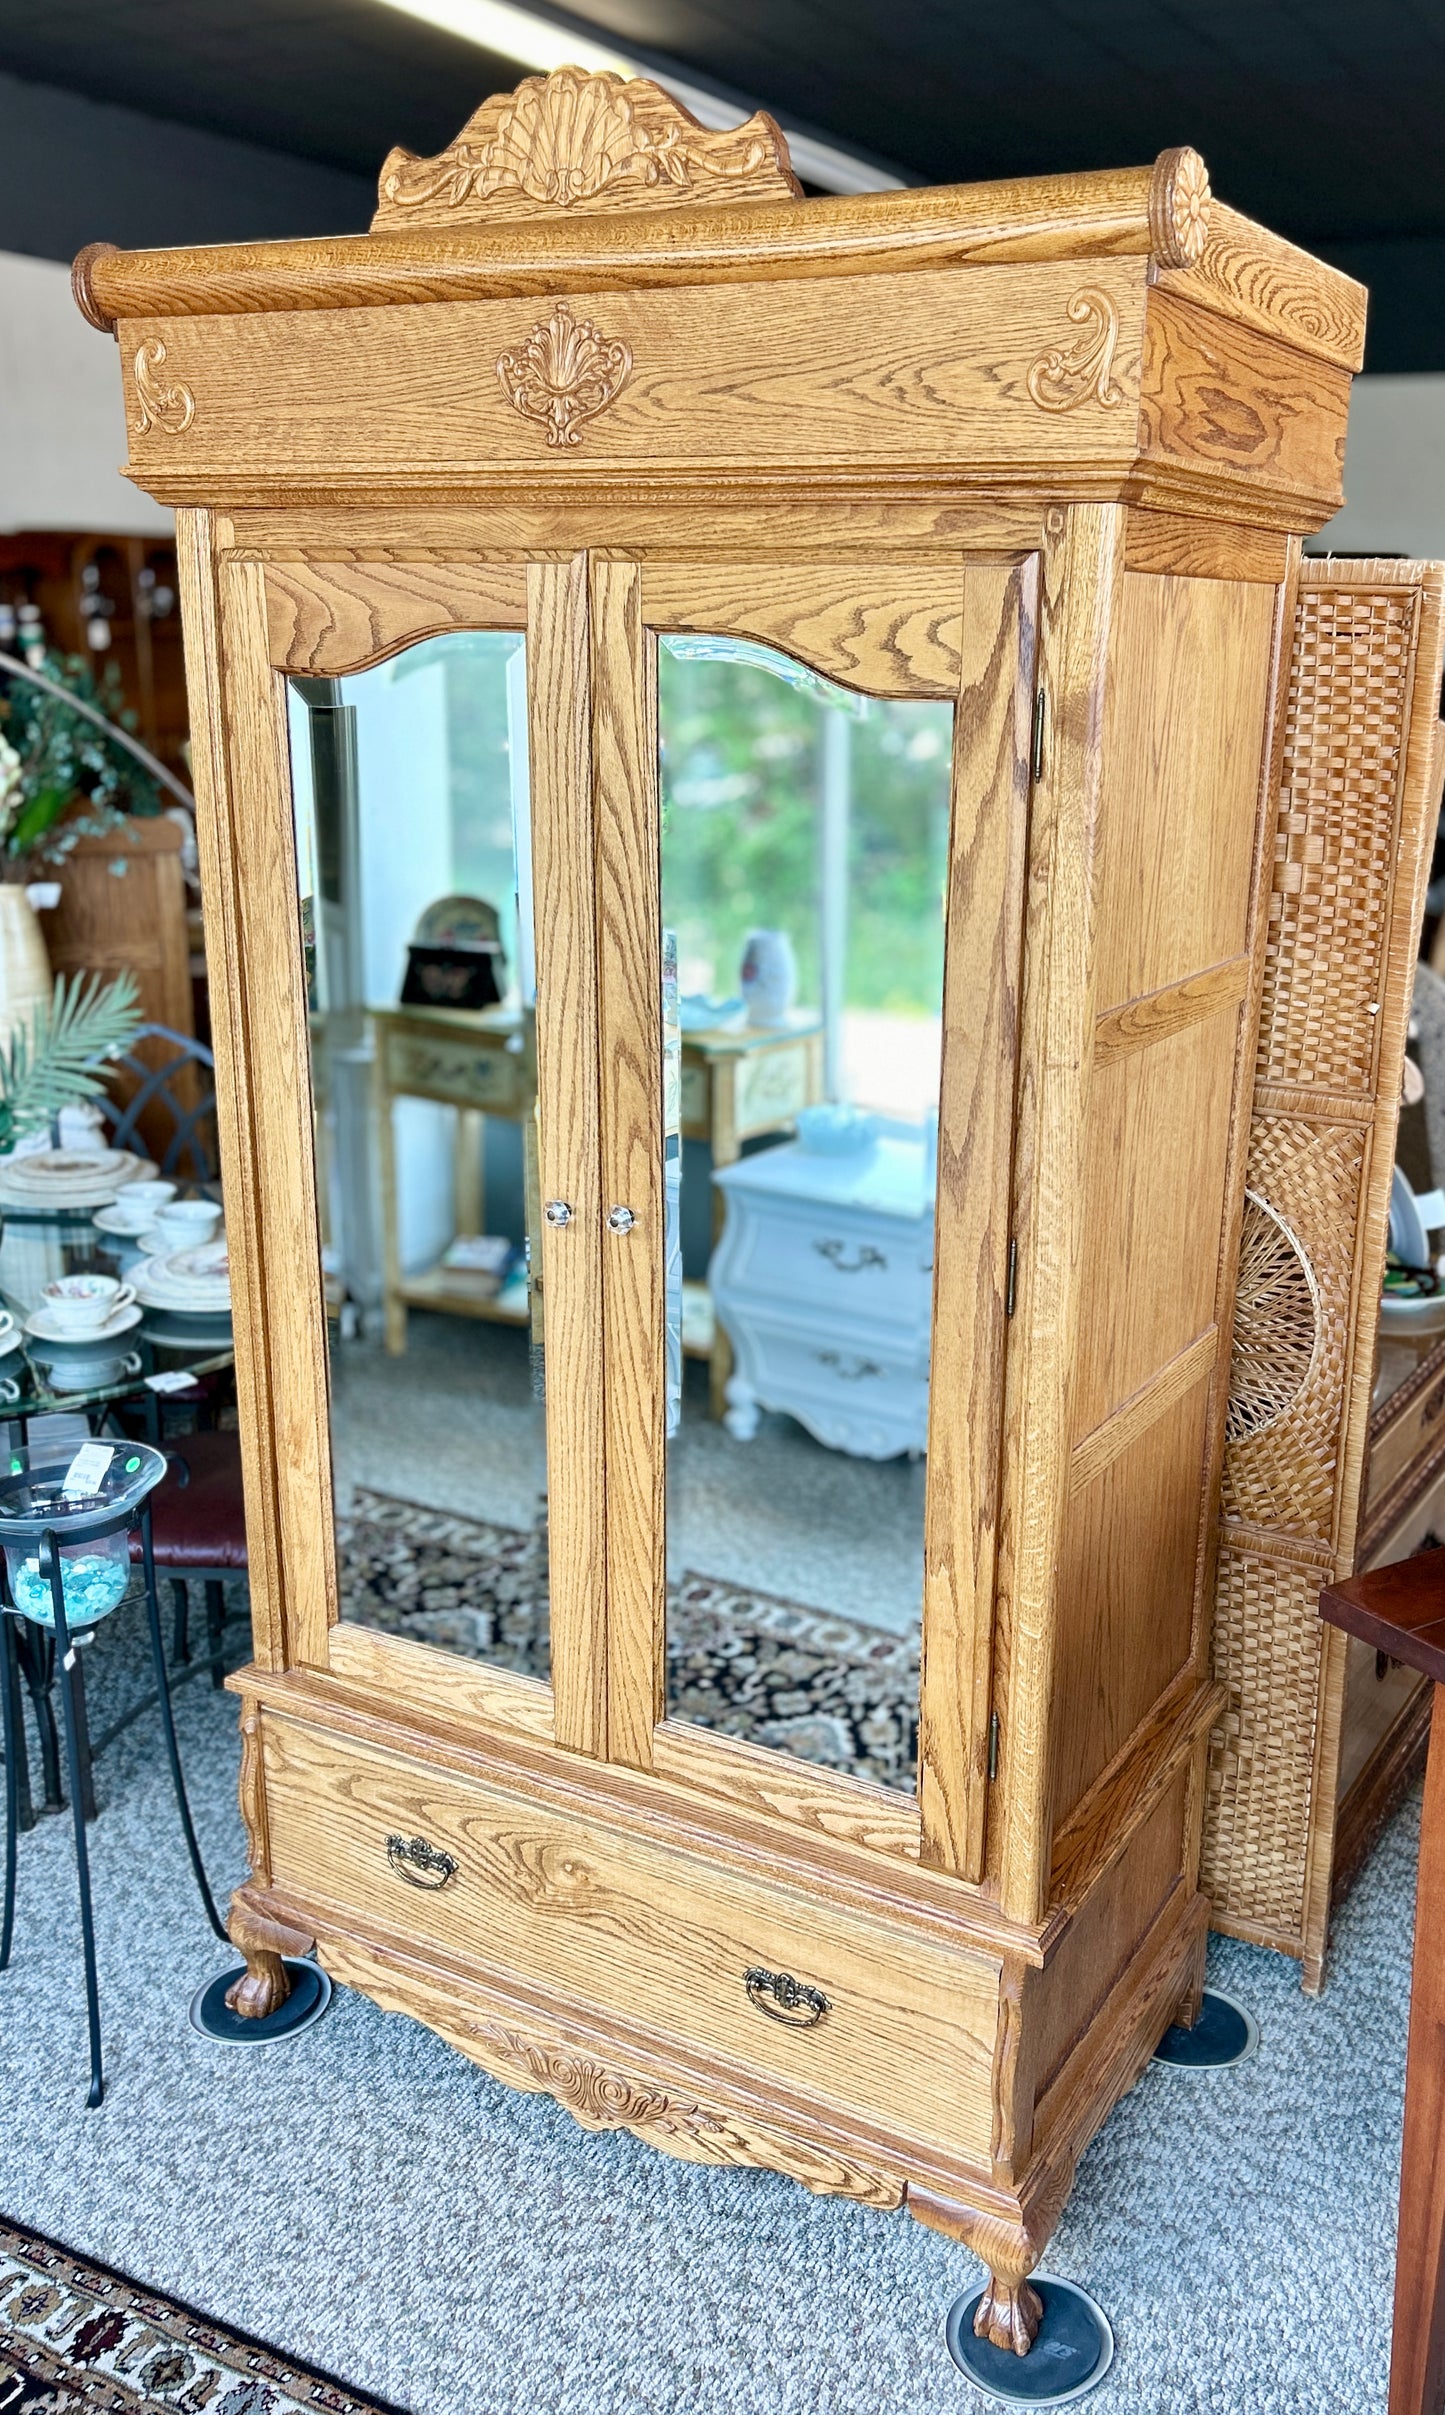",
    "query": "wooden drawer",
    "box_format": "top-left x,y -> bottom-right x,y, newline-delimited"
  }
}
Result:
262,1713 -> 1000,2164
382,1029 -> 522,1113
1362,1450 -> 1445,1572
1366,1351 -> 1445,1521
